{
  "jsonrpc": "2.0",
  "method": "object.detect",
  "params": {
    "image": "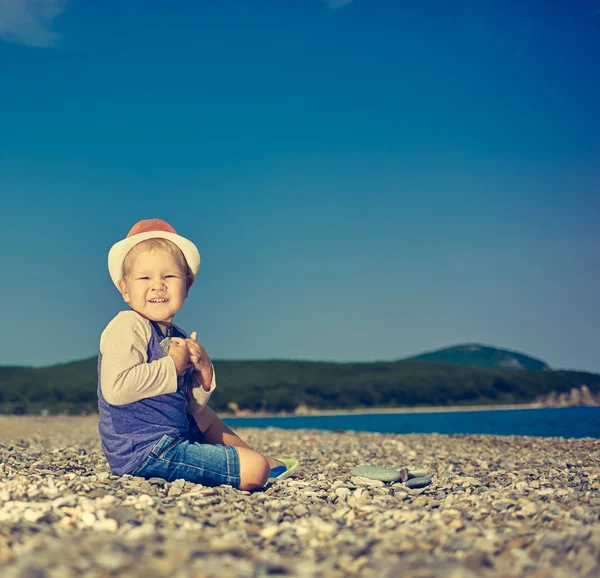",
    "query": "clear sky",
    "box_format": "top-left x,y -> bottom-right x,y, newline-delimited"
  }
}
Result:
1,1 -> 598,372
